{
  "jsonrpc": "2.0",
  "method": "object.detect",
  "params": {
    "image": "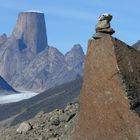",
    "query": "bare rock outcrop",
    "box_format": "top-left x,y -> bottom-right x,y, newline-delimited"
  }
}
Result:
72,35 -> 140,140
12,11 -> 48,54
